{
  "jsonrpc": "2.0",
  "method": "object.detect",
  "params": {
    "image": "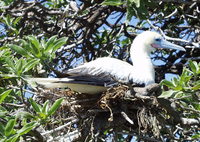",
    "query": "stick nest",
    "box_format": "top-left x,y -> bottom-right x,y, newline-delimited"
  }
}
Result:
34,84 -> 163,141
